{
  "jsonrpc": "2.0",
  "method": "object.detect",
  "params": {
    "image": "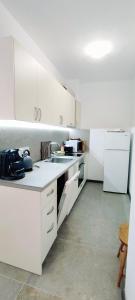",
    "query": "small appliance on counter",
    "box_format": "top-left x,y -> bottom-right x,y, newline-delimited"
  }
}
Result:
22,149 -> 33,172
0,149 -> 25,180
64,139 -> 84,153
64,145 -> 73,155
